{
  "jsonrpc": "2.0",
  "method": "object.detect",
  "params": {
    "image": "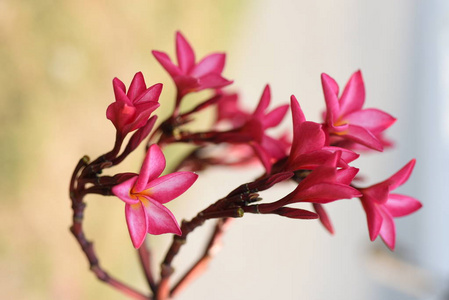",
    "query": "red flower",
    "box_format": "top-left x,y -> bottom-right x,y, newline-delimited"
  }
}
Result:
152,32 -> 232,98
321,71 -> 396,151
359,159 -> 422,250
106,72 -> 161,137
